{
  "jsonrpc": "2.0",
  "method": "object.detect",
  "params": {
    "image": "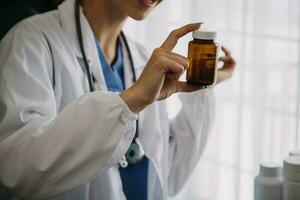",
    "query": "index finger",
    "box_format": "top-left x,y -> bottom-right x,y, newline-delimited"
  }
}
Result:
161,23 -> 202,51
176,81 -> 206,93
